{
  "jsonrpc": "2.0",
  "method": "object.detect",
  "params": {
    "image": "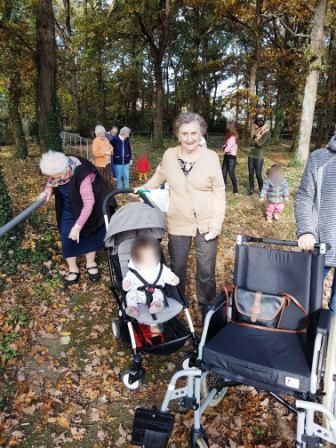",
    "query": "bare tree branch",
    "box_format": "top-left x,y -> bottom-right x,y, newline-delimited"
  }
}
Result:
261,13 -> 310,38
